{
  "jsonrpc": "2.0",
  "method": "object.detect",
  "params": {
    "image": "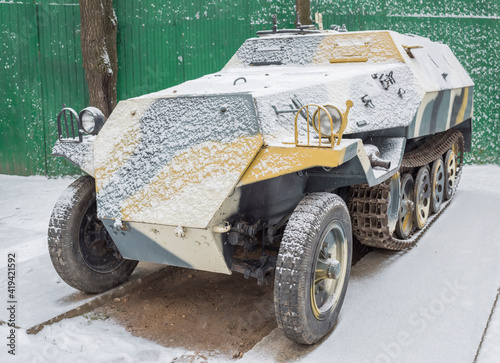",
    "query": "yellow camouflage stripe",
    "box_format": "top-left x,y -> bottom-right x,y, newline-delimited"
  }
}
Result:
312,31 -> 405,64
239,145 -> 347,185
119,135 -> 263,227
94,99 -> 154,192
